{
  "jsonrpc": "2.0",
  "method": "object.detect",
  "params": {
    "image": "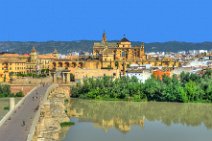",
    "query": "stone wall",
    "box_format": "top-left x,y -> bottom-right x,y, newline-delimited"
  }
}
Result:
10,85 -> 35,95
11,77 -> 52,85
73,68 -> 120,80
